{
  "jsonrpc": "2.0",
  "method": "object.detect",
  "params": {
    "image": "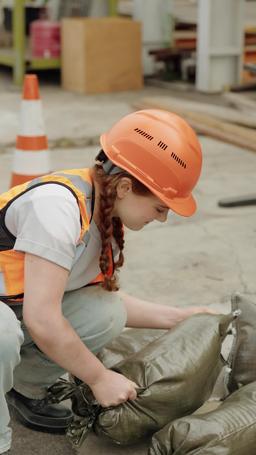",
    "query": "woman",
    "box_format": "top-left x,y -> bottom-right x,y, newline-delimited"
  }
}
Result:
0,109 -> 209,454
